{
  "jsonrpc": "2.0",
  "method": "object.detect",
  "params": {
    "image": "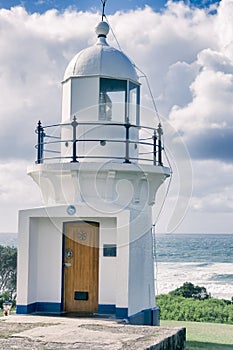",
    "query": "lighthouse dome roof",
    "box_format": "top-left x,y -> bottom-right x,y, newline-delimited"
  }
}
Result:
63,21 -> 138,82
